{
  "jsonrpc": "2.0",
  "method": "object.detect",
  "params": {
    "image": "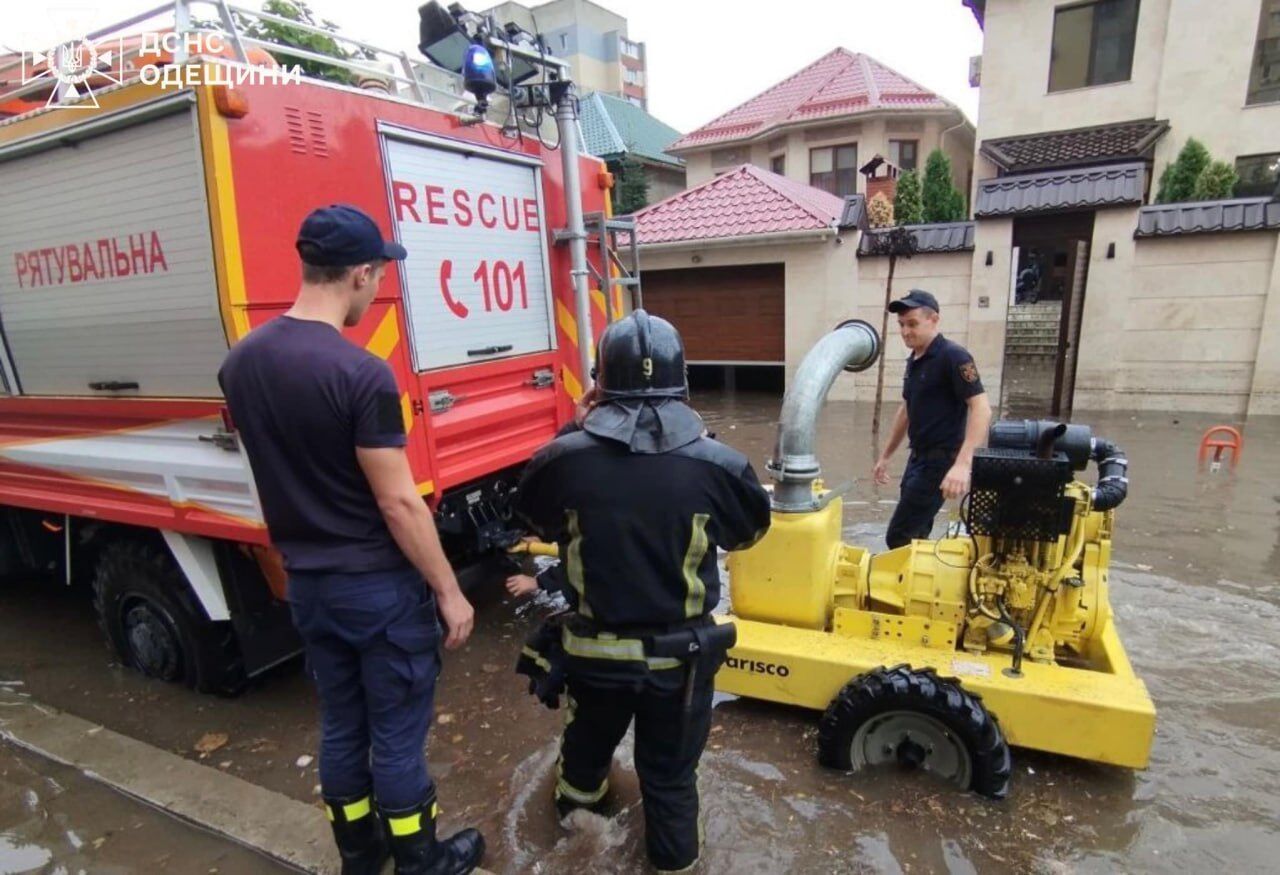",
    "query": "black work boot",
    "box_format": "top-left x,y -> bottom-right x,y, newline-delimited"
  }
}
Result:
554,787 -> 608,822
324,791 -> 390,875
553,773 -> 609,822
379,799 -> 485,875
